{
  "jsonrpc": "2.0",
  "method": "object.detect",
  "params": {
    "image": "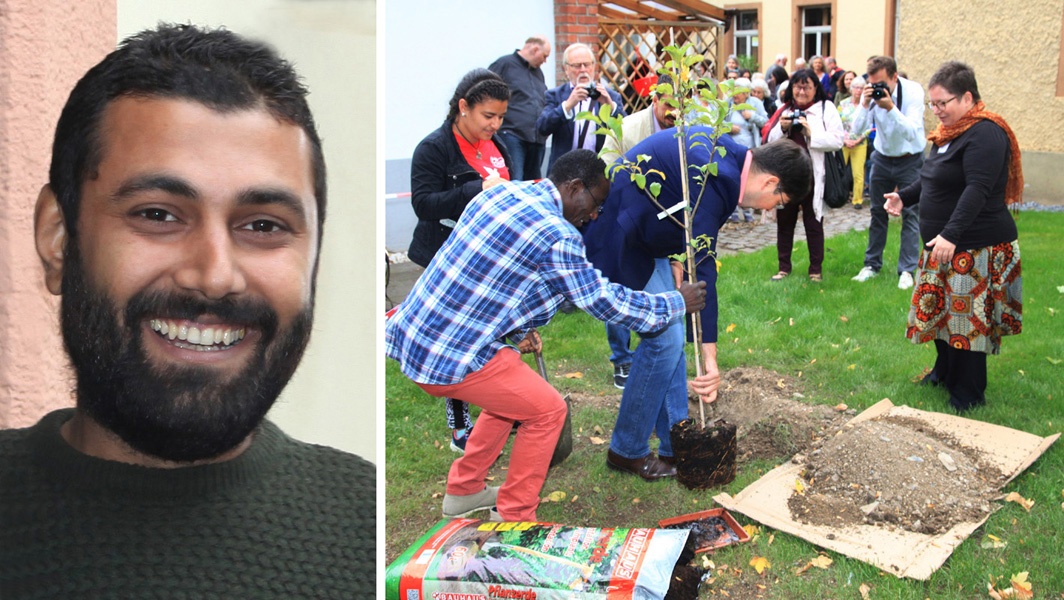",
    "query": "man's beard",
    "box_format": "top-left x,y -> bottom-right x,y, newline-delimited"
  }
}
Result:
59,243 -> 314,463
